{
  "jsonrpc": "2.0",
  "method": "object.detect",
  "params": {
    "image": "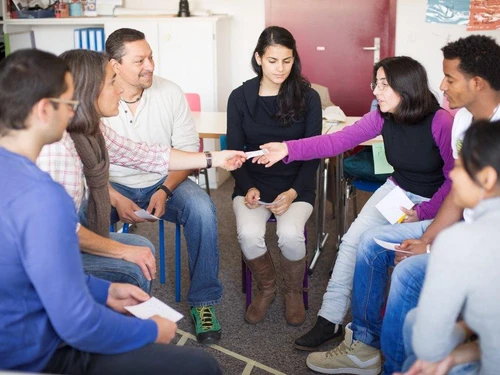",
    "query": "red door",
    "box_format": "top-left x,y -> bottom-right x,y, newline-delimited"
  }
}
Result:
266,0 -> 396,116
